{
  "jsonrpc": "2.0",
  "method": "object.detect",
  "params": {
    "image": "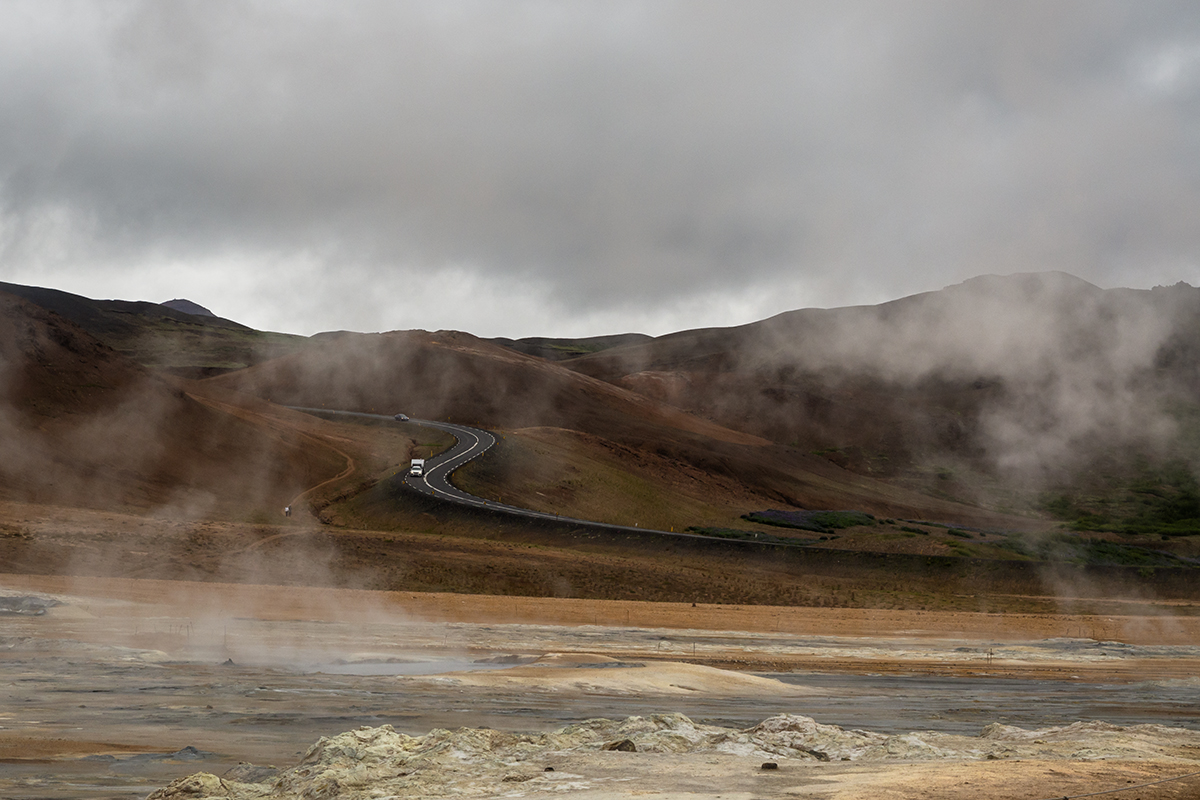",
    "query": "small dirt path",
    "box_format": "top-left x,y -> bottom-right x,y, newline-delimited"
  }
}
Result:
118,397 -> 361,573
